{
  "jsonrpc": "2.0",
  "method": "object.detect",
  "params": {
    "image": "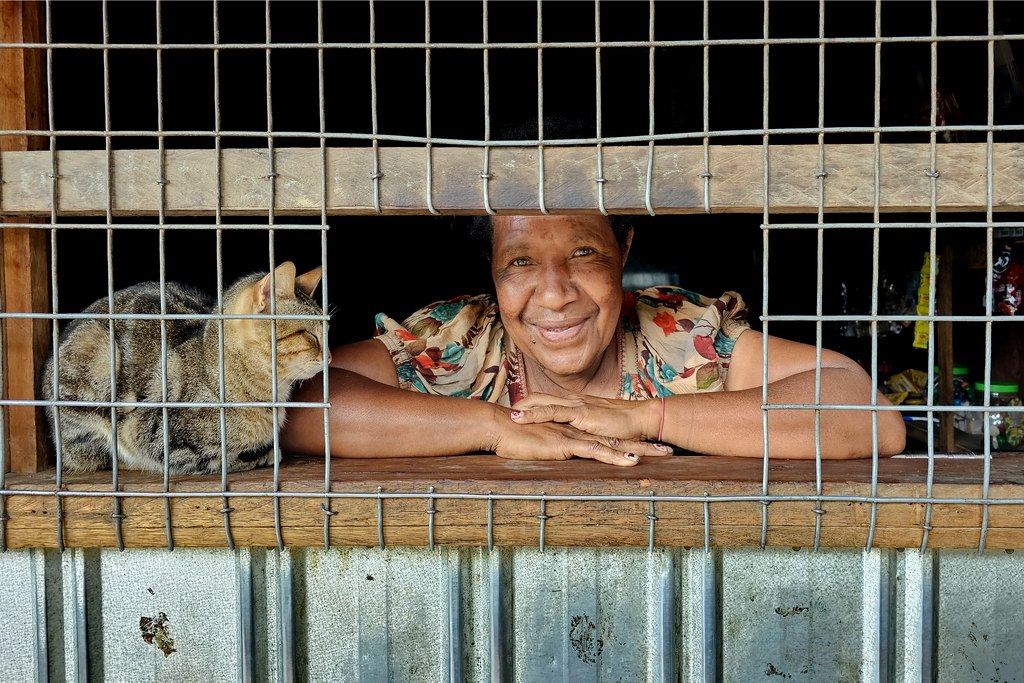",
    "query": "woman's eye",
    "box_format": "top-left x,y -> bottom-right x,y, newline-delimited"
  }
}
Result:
574,247 -> 595,257
511,257 -> 530,267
